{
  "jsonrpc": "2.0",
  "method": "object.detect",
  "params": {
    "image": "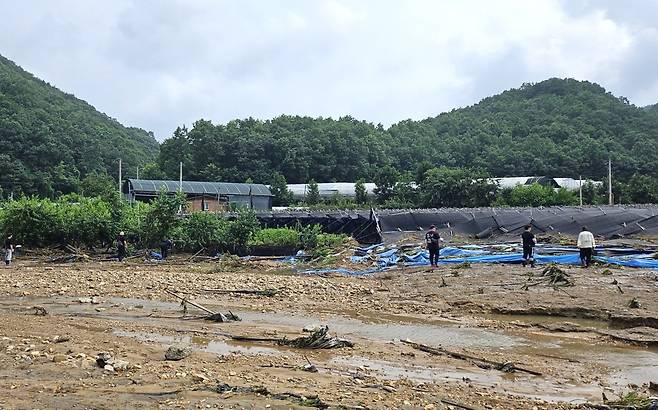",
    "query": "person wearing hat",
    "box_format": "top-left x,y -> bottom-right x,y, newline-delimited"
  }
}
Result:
117,231 -> 128,262
425,225 -> 444,268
